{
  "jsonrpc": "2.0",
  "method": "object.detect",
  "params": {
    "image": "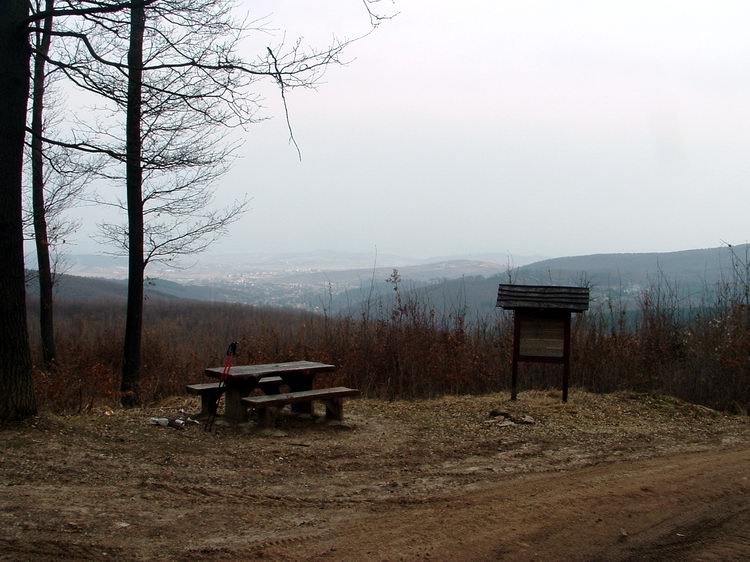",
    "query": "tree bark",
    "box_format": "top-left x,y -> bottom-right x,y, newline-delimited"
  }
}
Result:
31,0 -> 57,371
0,0 -> 37,420
120,0 -> 146,407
